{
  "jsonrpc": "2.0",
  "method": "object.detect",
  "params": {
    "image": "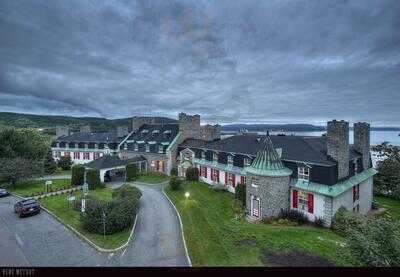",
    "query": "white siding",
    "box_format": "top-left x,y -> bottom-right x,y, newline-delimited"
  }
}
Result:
290,188 -> 325,222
